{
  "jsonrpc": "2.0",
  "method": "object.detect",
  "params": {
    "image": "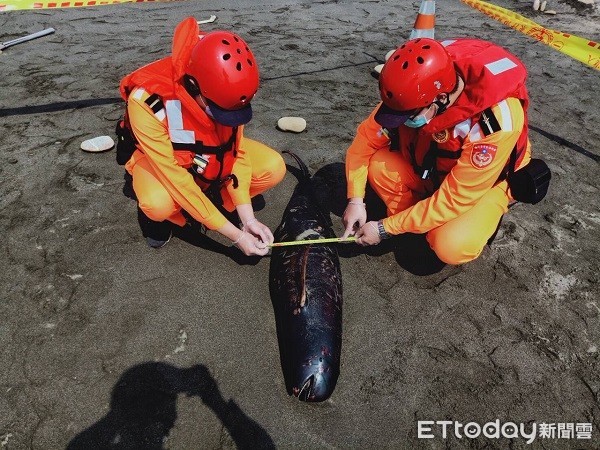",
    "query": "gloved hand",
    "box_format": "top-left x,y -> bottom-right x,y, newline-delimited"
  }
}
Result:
341,199 -> 367,239
355,220 -> 381,246
232,230 -> 270,256
217,213 -> 270,256
242,218 -> 274,246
